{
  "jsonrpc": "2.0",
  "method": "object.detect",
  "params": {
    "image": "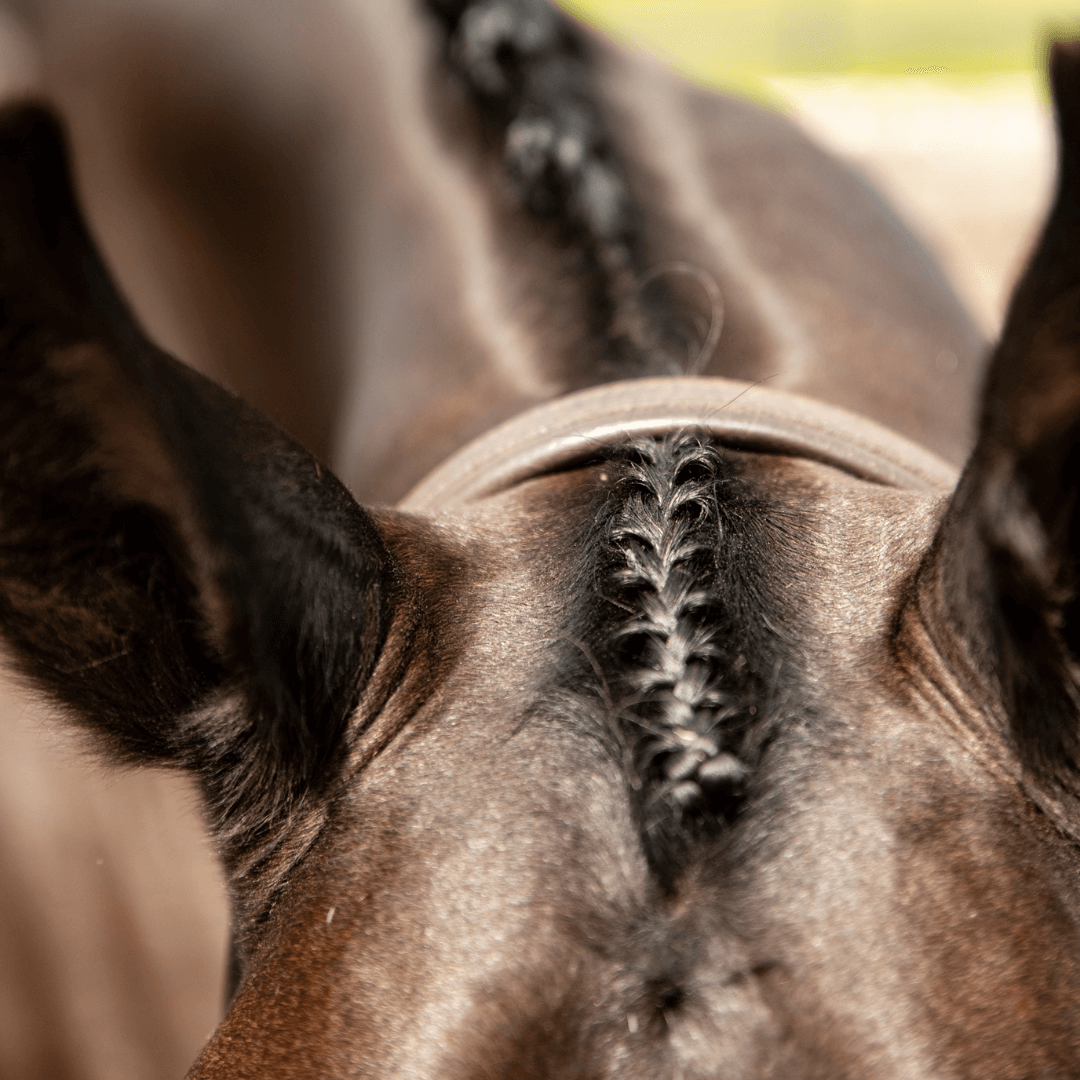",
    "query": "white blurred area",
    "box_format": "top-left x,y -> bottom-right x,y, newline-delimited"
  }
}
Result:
768,73 -> 1056,336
